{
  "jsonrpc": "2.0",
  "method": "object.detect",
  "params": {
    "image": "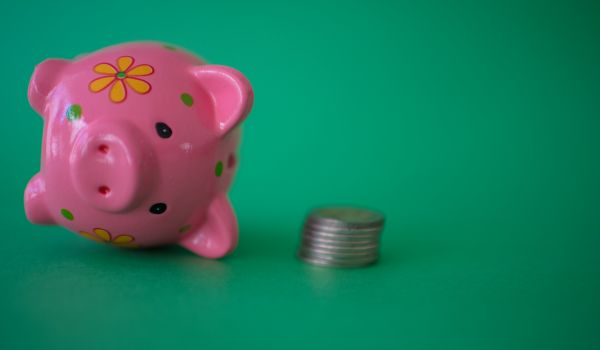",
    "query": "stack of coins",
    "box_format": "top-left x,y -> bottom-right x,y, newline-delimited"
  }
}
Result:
297,207 -> 385,268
